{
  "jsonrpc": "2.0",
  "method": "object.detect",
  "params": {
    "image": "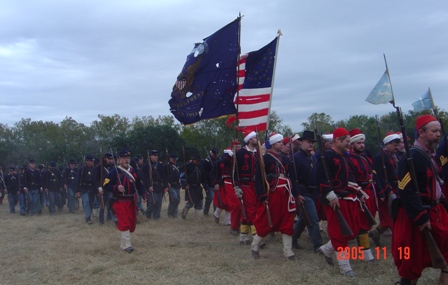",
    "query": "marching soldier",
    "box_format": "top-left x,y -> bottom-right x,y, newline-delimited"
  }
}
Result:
63,159 -> 78,213
202,147 -> 218,216
291,130 -> 323,252
369,132 -> 401,246
5,167 -> 20,214
42,161 -> 63,214
181,153 -> 206,220
436,130 -> 448,199
93,153 -> 114,224
251,133 -> 299,260
225,140 -> 242,235
165,153 -> 182,218
142,150 -> 165,220
103,148 -> 147,253
23,159 -> 42,216
393,115 -> 448,284
347,128 -> 377,262
76,155 -> 96,224
213,148 -> 234,229
317,128 -> 363,276
235,131 -> 258,245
